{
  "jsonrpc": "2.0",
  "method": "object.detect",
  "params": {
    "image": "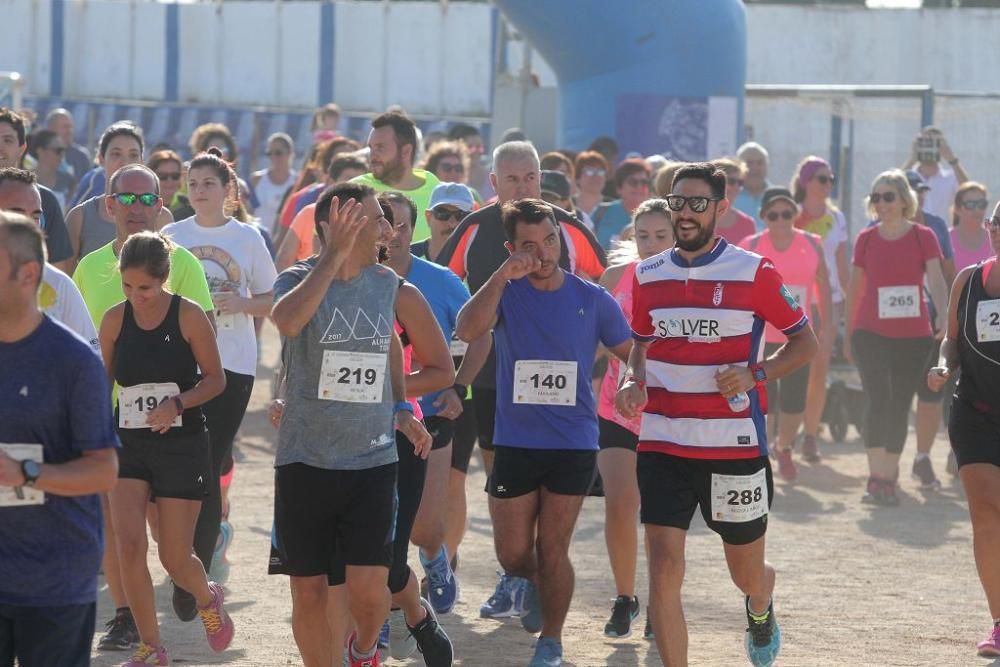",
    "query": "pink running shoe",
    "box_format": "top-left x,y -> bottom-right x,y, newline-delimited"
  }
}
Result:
121,641 -> 168,666
774,448 -> 797,483
198,581 -> 234,652
977,624 -> 1000,657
